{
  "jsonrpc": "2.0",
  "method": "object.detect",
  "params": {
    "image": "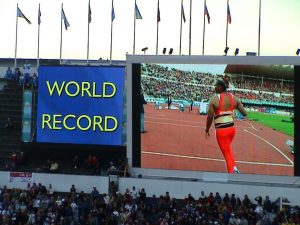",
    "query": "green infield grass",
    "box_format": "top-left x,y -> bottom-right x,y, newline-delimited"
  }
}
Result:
246,111 -> 294,137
